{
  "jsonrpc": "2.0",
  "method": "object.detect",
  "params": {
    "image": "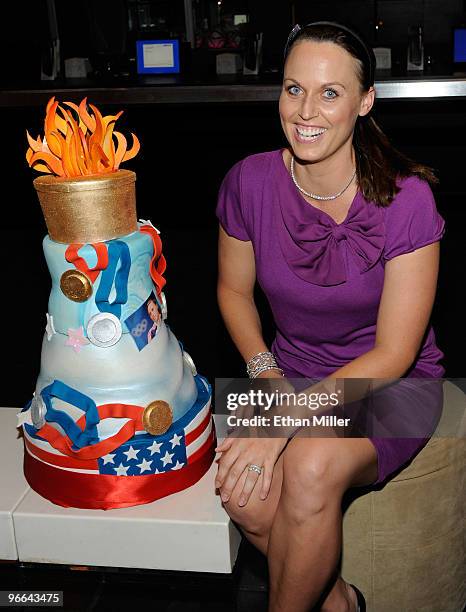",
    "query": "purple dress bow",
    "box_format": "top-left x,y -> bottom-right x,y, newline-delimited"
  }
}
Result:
276,166 -> 385,286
